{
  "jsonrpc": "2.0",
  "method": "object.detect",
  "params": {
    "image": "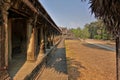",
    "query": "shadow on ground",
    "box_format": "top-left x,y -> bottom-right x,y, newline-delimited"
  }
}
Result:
45,43 -> 86,80
82,43 -> 112,51
67,57 -> 86,80
46,48 -> 68,74
8,54 -> 26,78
